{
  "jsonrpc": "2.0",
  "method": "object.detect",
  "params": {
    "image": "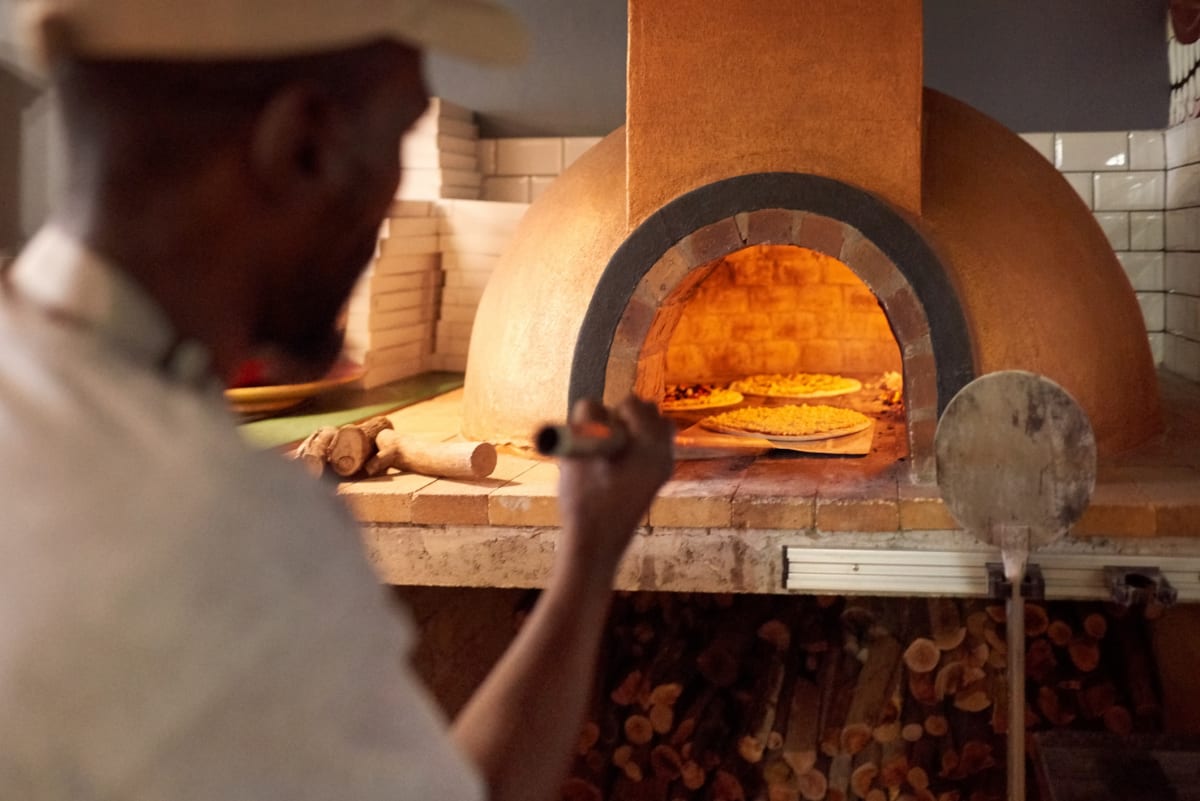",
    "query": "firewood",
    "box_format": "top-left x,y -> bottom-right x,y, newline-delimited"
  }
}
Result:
928,598 -> 966,651
1025,638 -> 1057,683
933,661 -> 965,701
879,753 -> 908,790
840,723 -> 873,756
952,684 -> 992,713
901,723 -> 924,742
759,619 -> 792,651
625,714 -> 655,745
985,605 -> 1005,624
680,759 -> 706,790
1066,635 -> 1101,673
739,634 -> 789,764
1024,603 -> 1049,638
782,676 -> 821,775
872,722 -> 900,744
294,425 -> 337,477
965,611 -> 988,642
650,703 -> 674,735
372,429 -> 497,479
951,740 -> 995,778
923,715 -> 949,737
828,753 -> 853,799
1102,704 -> 1133,736
1080,680 -> 1117,720
1112,612 -> 1161,725
1047,619 -> 1073,647
328,416 -> 394,477
907,766 -> 930,791
1036,685 -> 1076,727
649,682 -> 684,708
768,783 -> 801,801
560,777 -> 603,801
795,768 -> 827,801
576,721 -> 600,755
982,627 -> 1006,659
1082,612 -> 1108,639
710,769 -> 745,801
850,763 -> 879,798
650,744 -> 683,780
865,790 -> 887,801
903,638 -> 940,674
964,642 -> 989,670
612,670 -> 644,706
